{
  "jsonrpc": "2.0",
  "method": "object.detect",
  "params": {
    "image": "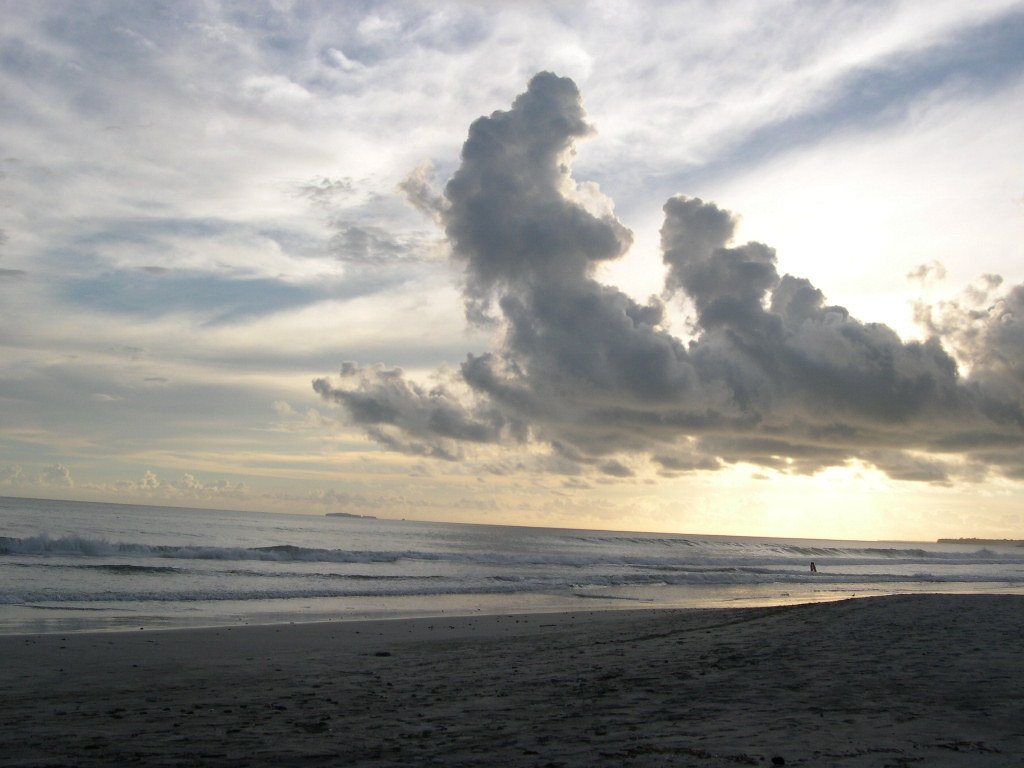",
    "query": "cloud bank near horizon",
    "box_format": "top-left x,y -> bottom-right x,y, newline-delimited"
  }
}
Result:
314,72 -> 1024,485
